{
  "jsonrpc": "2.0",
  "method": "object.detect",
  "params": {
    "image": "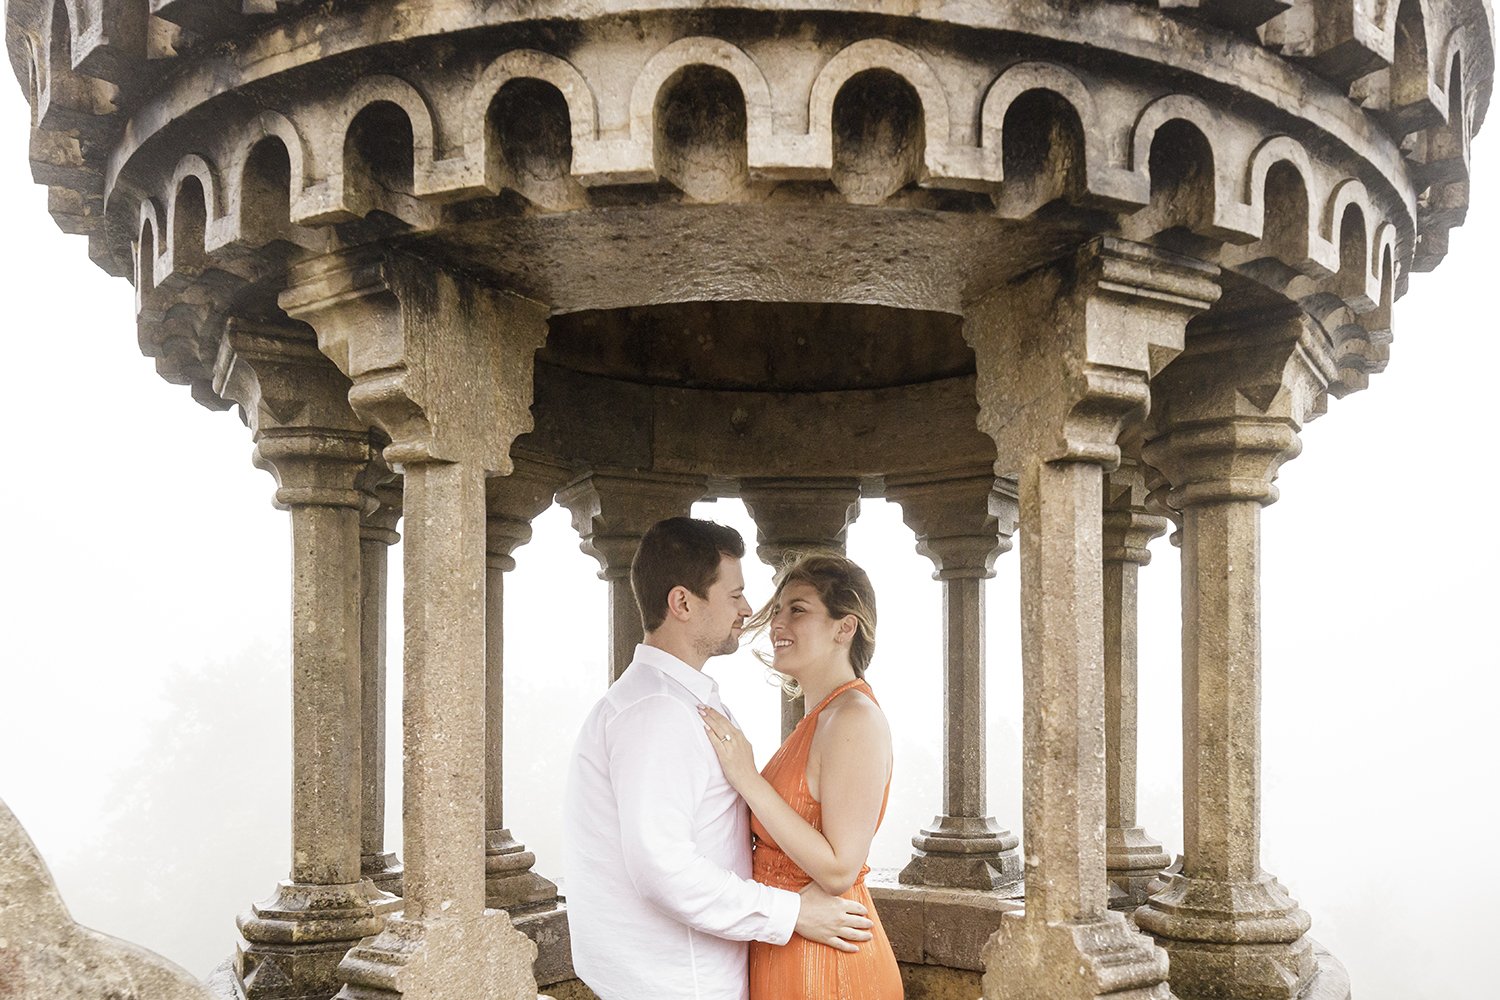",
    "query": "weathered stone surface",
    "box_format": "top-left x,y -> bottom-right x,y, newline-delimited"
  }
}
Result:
0,798 -> 214,1000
